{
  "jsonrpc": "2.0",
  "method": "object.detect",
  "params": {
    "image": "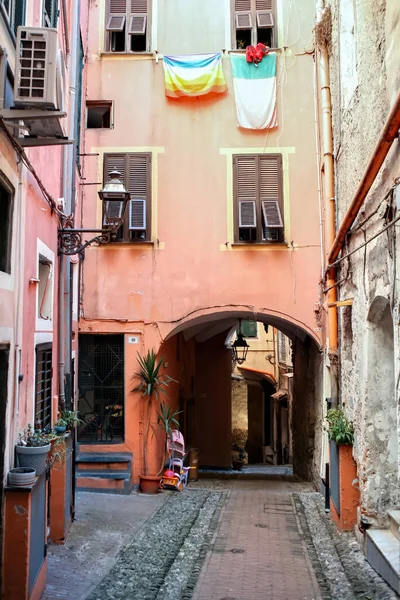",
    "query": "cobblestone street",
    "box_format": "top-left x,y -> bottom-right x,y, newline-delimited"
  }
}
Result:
42,479 -> 397,600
